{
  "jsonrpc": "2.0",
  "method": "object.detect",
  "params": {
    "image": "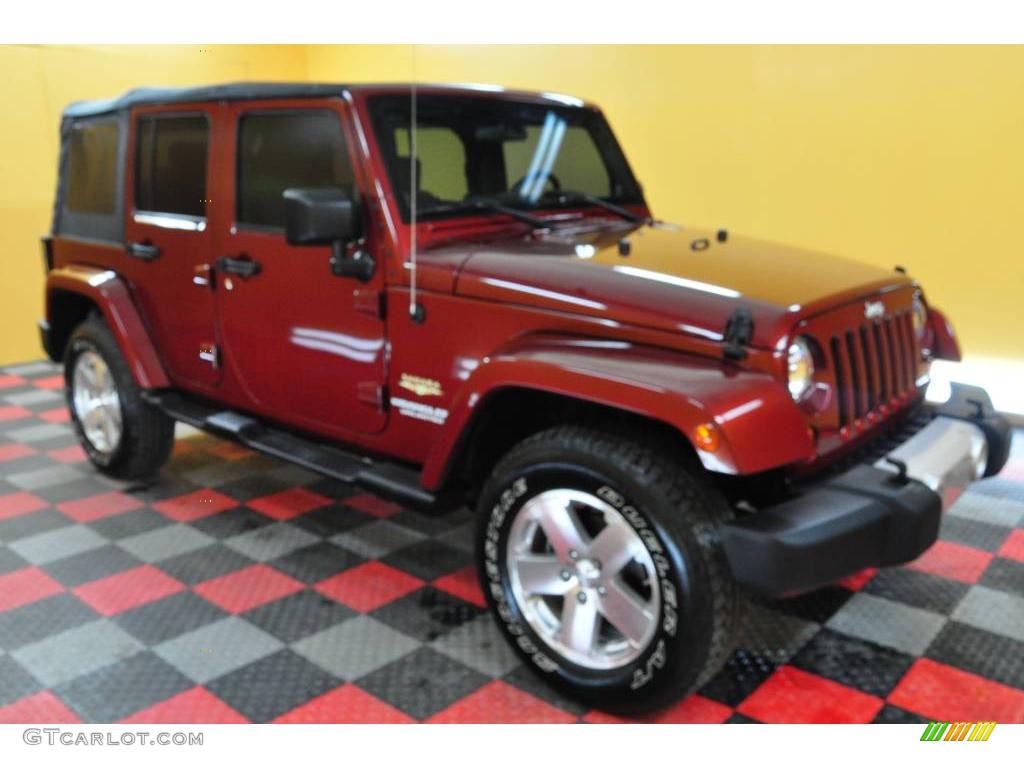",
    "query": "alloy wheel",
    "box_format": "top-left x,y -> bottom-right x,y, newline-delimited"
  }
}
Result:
71,350 -> 123,456
506,488 -> 661,670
